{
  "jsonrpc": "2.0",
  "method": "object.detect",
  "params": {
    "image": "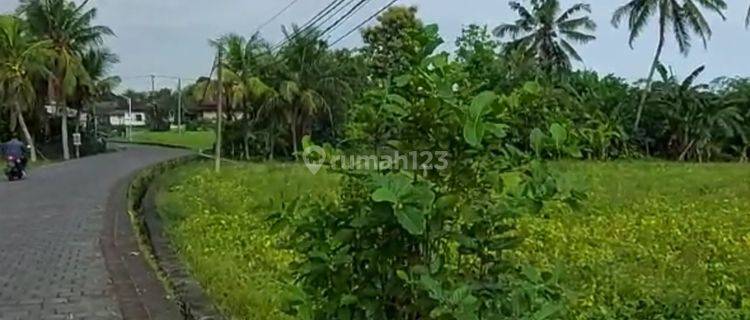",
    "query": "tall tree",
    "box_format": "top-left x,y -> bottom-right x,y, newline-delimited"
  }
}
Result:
649,64 -> 743,161
214,33 -> 275,159
271,27 -> 350,156
494,0 -> 597,71
73,48 -> 120,134
18,0 -> 114,160
362,6 -> 425,78
0,15 -> 52,162
612,0 -> 727,131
